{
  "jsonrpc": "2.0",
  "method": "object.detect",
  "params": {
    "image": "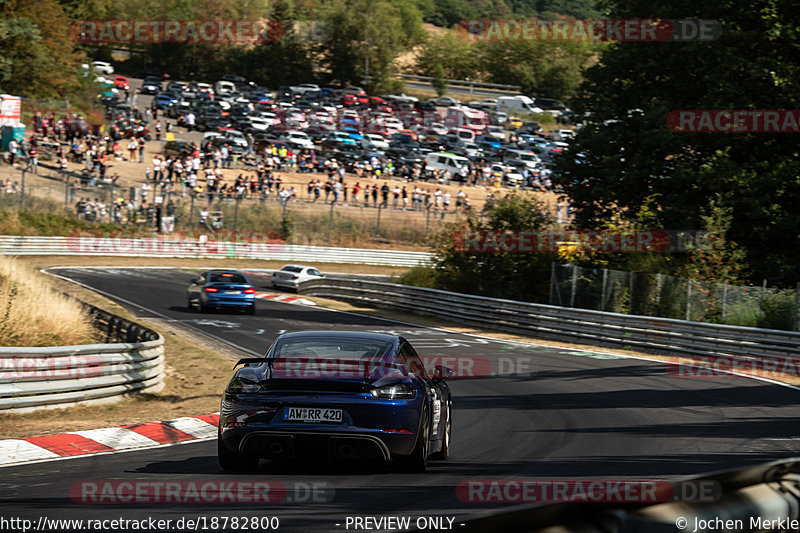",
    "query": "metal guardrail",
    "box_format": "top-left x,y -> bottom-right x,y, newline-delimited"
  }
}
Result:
0,303 -> 164,412
0,235 -> 432,267
298,278 -> 800,361
395,74 -> 521,91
